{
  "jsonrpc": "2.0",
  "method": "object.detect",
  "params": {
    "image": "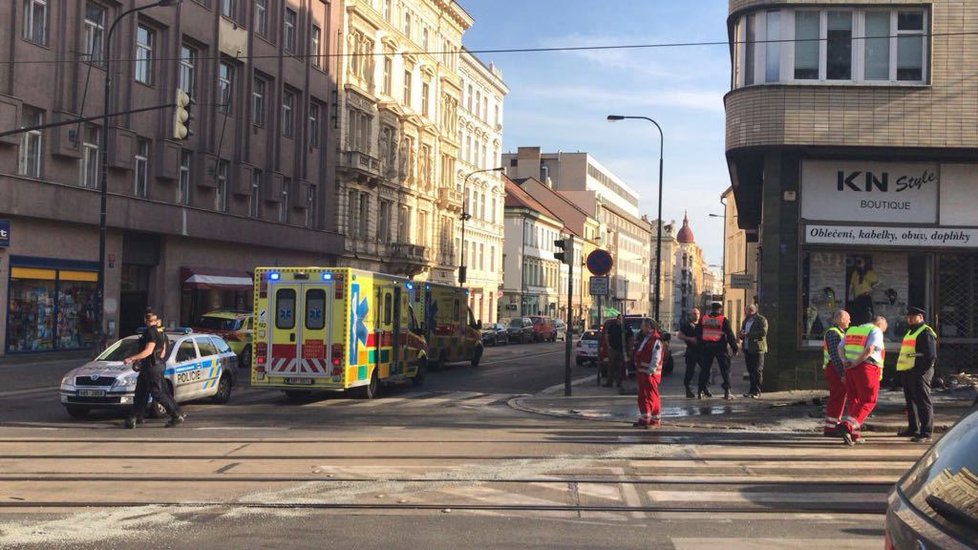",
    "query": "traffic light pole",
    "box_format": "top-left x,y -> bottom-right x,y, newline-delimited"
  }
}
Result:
564,247 -> 574,397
